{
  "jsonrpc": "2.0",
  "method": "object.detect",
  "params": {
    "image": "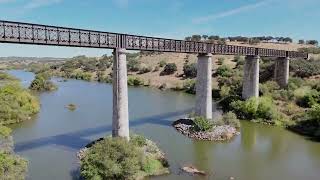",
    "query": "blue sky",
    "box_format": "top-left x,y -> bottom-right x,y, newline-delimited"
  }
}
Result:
0,0 -> 319,57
